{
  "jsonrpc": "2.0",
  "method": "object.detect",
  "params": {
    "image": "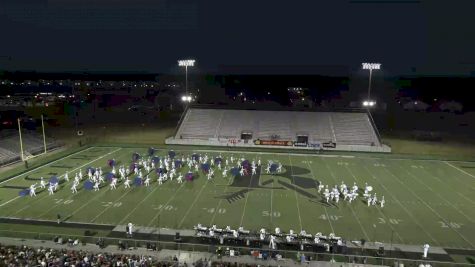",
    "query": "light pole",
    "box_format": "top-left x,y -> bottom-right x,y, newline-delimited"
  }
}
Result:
178,59 -> 195,95
362,62 -> 381,106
